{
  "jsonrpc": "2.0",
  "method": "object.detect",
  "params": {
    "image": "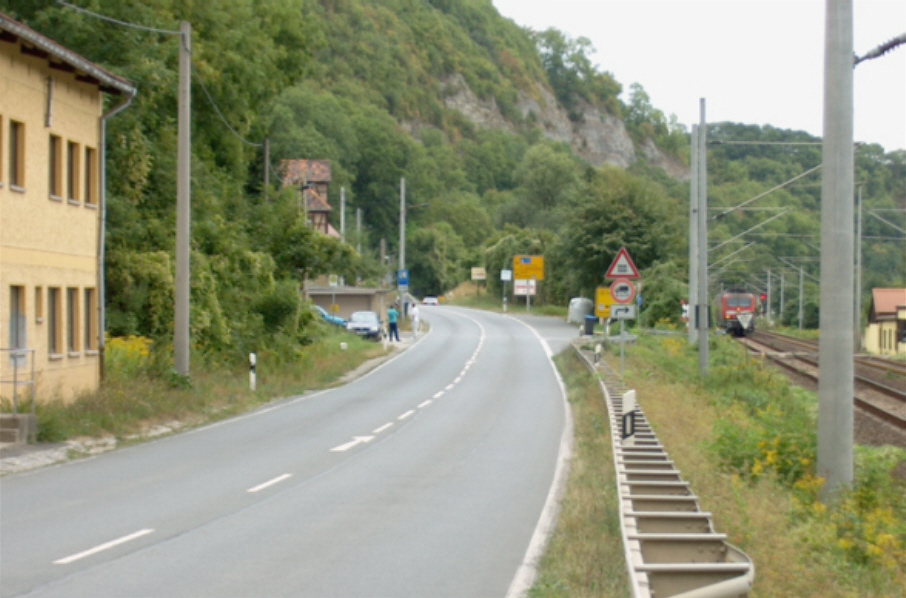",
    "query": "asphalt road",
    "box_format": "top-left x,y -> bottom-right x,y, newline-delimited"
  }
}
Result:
0,308 -> 575,598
